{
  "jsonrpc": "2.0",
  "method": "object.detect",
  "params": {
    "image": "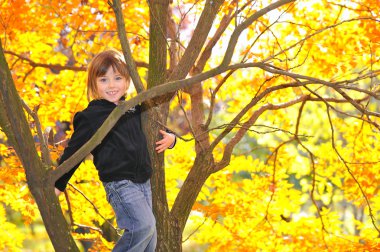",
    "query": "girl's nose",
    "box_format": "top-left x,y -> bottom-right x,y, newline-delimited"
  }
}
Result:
108,80 -> 115,87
